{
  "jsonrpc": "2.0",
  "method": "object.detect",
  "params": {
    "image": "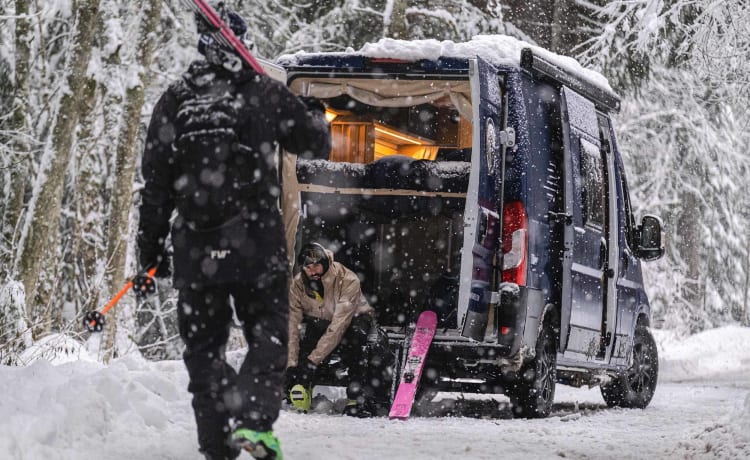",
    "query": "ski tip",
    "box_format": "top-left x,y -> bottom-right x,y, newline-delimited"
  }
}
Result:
418,309 -> 438,325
